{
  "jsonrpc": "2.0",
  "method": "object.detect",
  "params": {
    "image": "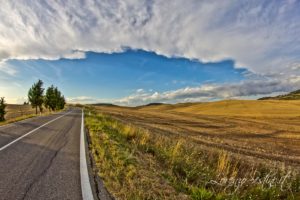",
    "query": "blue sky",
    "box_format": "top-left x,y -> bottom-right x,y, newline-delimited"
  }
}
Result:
0,0 -> 299,105
3,50 -> 247,103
